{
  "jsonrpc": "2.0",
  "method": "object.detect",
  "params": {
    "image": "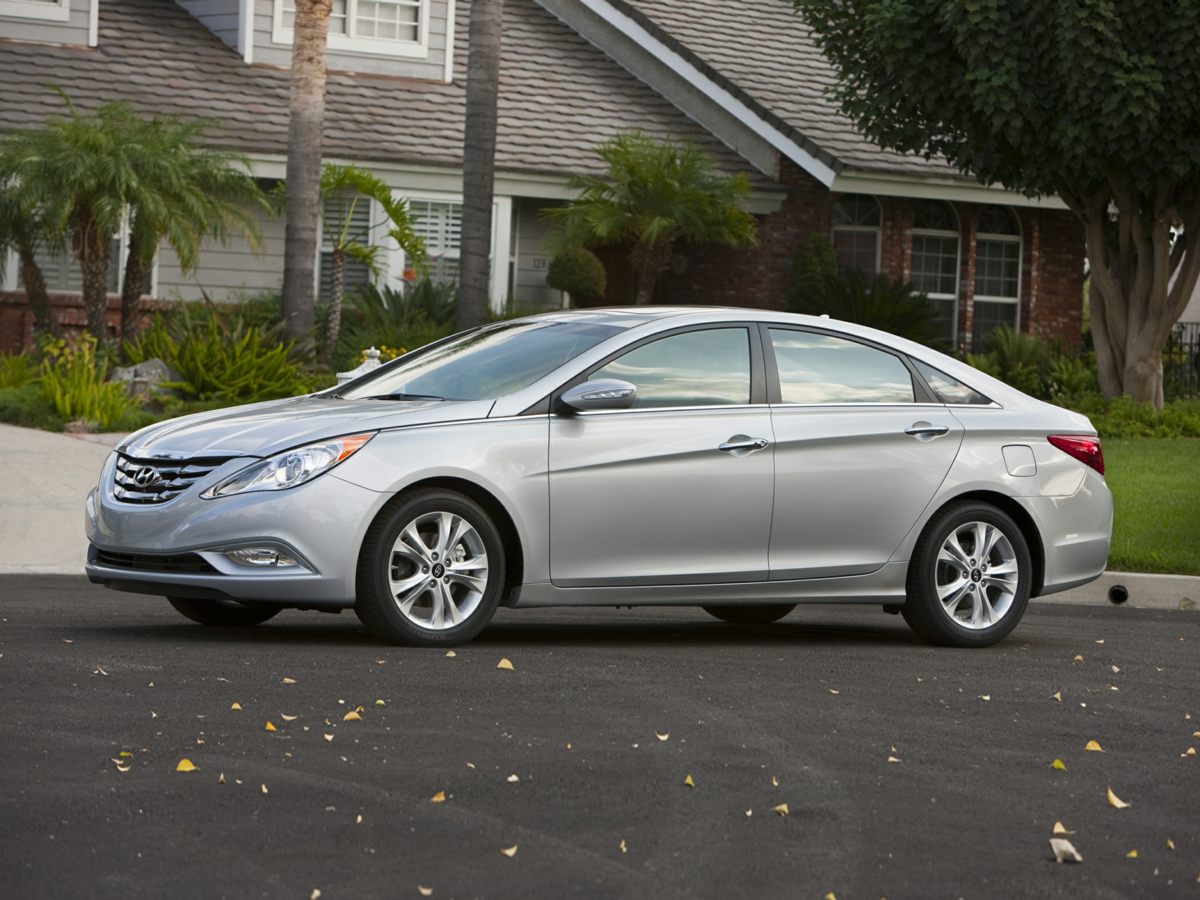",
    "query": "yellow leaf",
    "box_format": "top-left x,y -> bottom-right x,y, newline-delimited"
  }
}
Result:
565,743 -> 572,750
887,756 -> 901,764
497,658 -> 514,671
683,774 -> 695,788
979,694 -> 991,702
1085,740 -> 1104,752
430,791 -> 446,803
261,783 -> 268,794
1125,849 -> 1138,859
500,845 -> 518,858
772,803 -> 789,816
771,775 -> 779,787
375,699 -> 385,706
445,651 -> 456,658
282,714 -> 299,721
1053,821 -> 1074,835
466,762 -> 476,768
311,891 -> 320,900
1111,665 -> 1120,673
230,702 -> 243,711
619,839 -> 627,853
1049,837 -> 1083,864
282,677 -> 297,684
1052,692 -> 1062,702
1095,639 -> 1104,644
1073,655 -> 1084,662
829,689 -> 840,695
114,763 -> 131,773
1167,838 -> 1175,850
356,814 -> 363,824
417,887 -> 433,897
656,732 -> 670,741
824,893 -> 837,900
119,751 -> 133,758
1184,747 -> 1197,757
175,758 -> 198,773
265,722 -> 277,732
1193,731 -> 1200,738
1051,759 -> 1067,770
218,772 -> 226,784
1107,786 -> 1131,809
343,711 -> 362,722
506,774 -> 520,783
323,733 -> 334,742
